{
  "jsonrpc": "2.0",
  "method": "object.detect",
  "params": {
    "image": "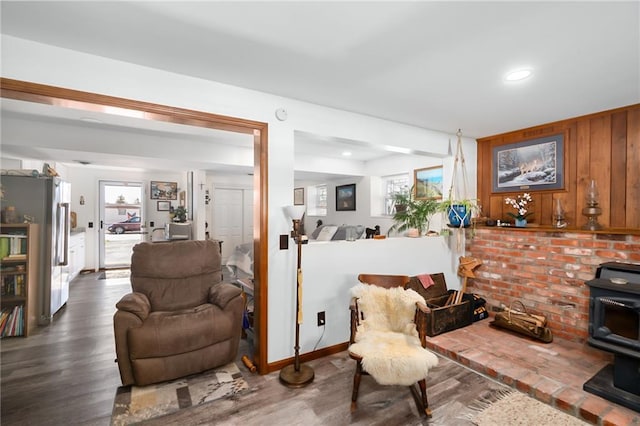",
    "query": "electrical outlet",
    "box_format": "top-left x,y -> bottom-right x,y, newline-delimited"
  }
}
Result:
317,311 -> 326,327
